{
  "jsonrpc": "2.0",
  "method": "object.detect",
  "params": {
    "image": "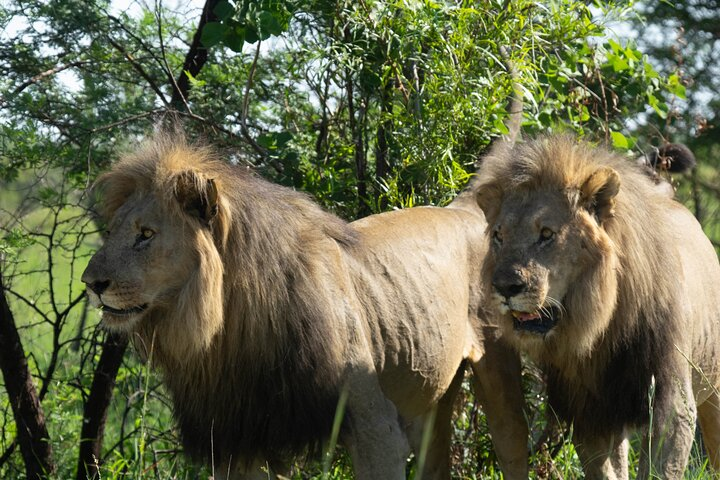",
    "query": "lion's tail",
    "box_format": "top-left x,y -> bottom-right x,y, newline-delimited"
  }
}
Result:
645,143 -> 696,173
